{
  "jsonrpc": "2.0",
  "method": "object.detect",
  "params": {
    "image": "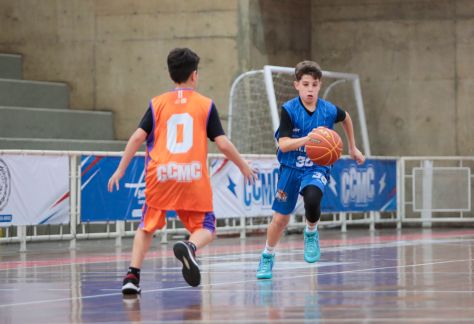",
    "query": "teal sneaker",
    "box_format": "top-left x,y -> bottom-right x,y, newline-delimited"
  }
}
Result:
256,252 -> 274,279
304,230 -> 320,263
